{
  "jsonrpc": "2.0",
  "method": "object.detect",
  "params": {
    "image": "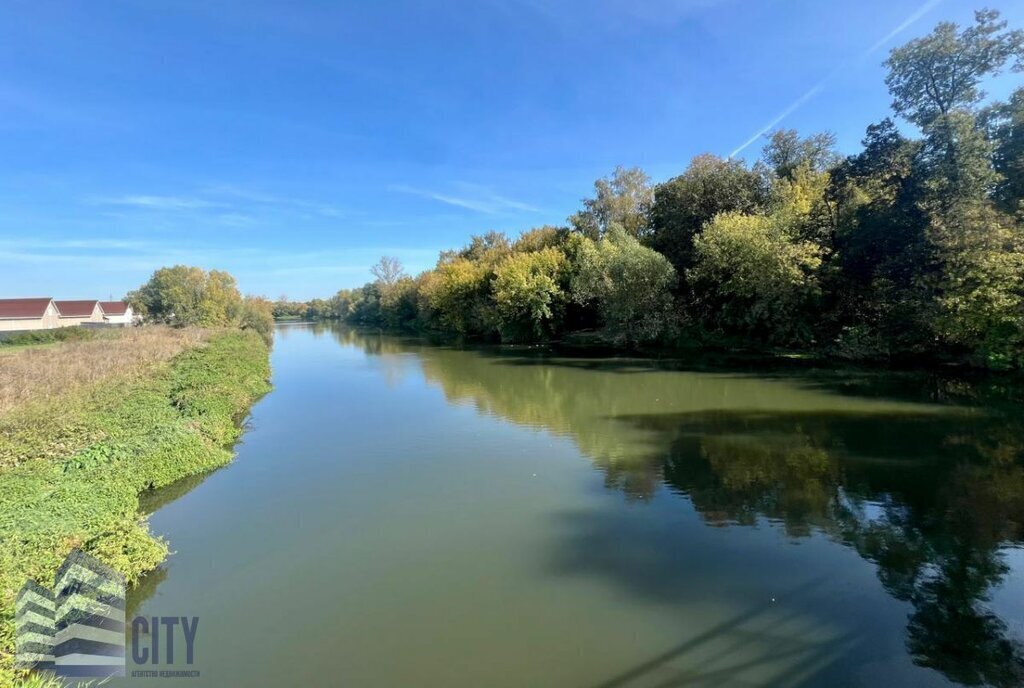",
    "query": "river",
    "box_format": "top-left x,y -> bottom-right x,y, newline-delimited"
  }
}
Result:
116,322 -> 1024,687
